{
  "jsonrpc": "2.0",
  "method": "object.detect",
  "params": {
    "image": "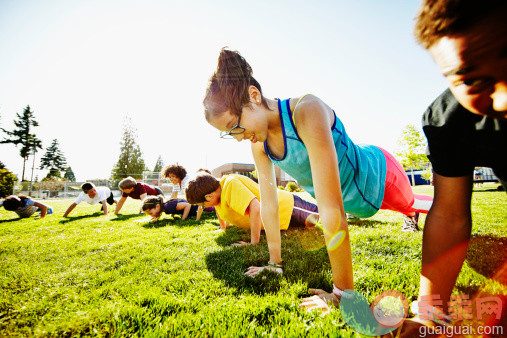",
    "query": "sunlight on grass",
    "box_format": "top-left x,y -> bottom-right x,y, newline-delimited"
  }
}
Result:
0,184 -> 505,336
